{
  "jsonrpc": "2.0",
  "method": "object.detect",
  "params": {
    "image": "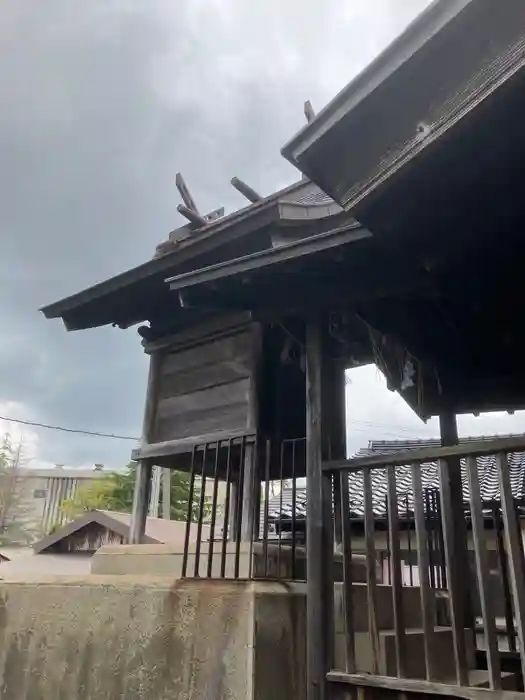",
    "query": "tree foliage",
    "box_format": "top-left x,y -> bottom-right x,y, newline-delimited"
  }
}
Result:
60,462 -> 209,523
0,433 -> 34,545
